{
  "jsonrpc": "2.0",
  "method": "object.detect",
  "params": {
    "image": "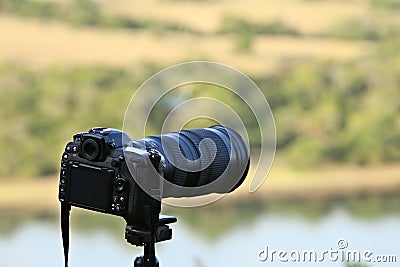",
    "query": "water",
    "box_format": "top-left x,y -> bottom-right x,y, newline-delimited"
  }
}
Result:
0,199 -> 399,267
